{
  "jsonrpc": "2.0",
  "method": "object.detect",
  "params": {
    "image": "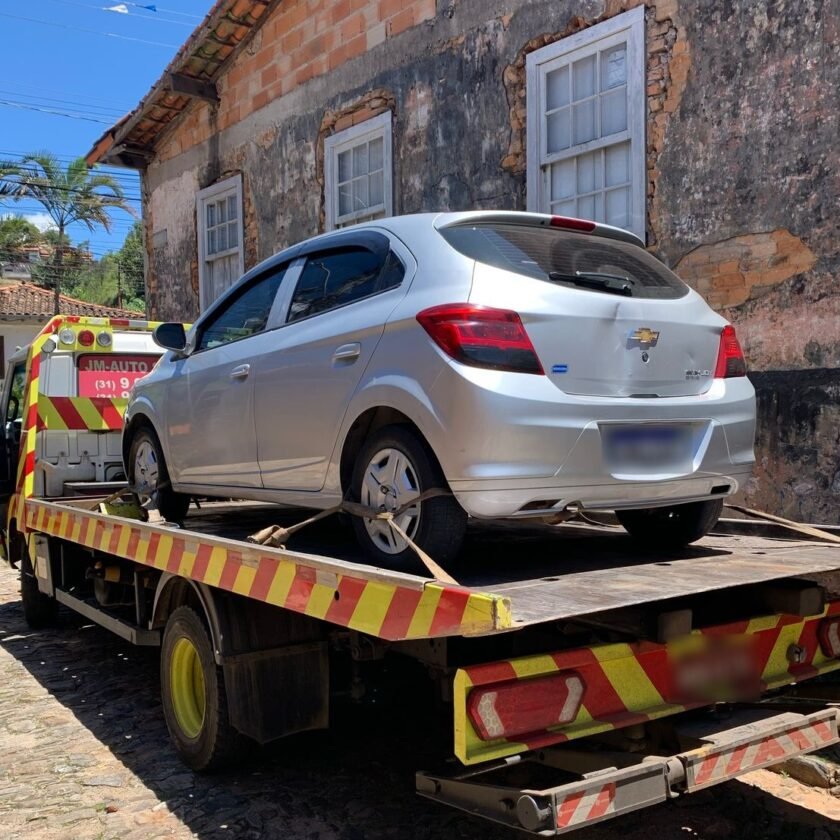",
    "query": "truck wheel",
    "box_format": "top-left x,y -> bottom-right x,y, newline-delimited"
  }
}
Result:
350,425 -> 467,571
160,605 -> 245,772
18,538 -> 58,629
128,427 -> 190,523
616,499 -> 724,549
